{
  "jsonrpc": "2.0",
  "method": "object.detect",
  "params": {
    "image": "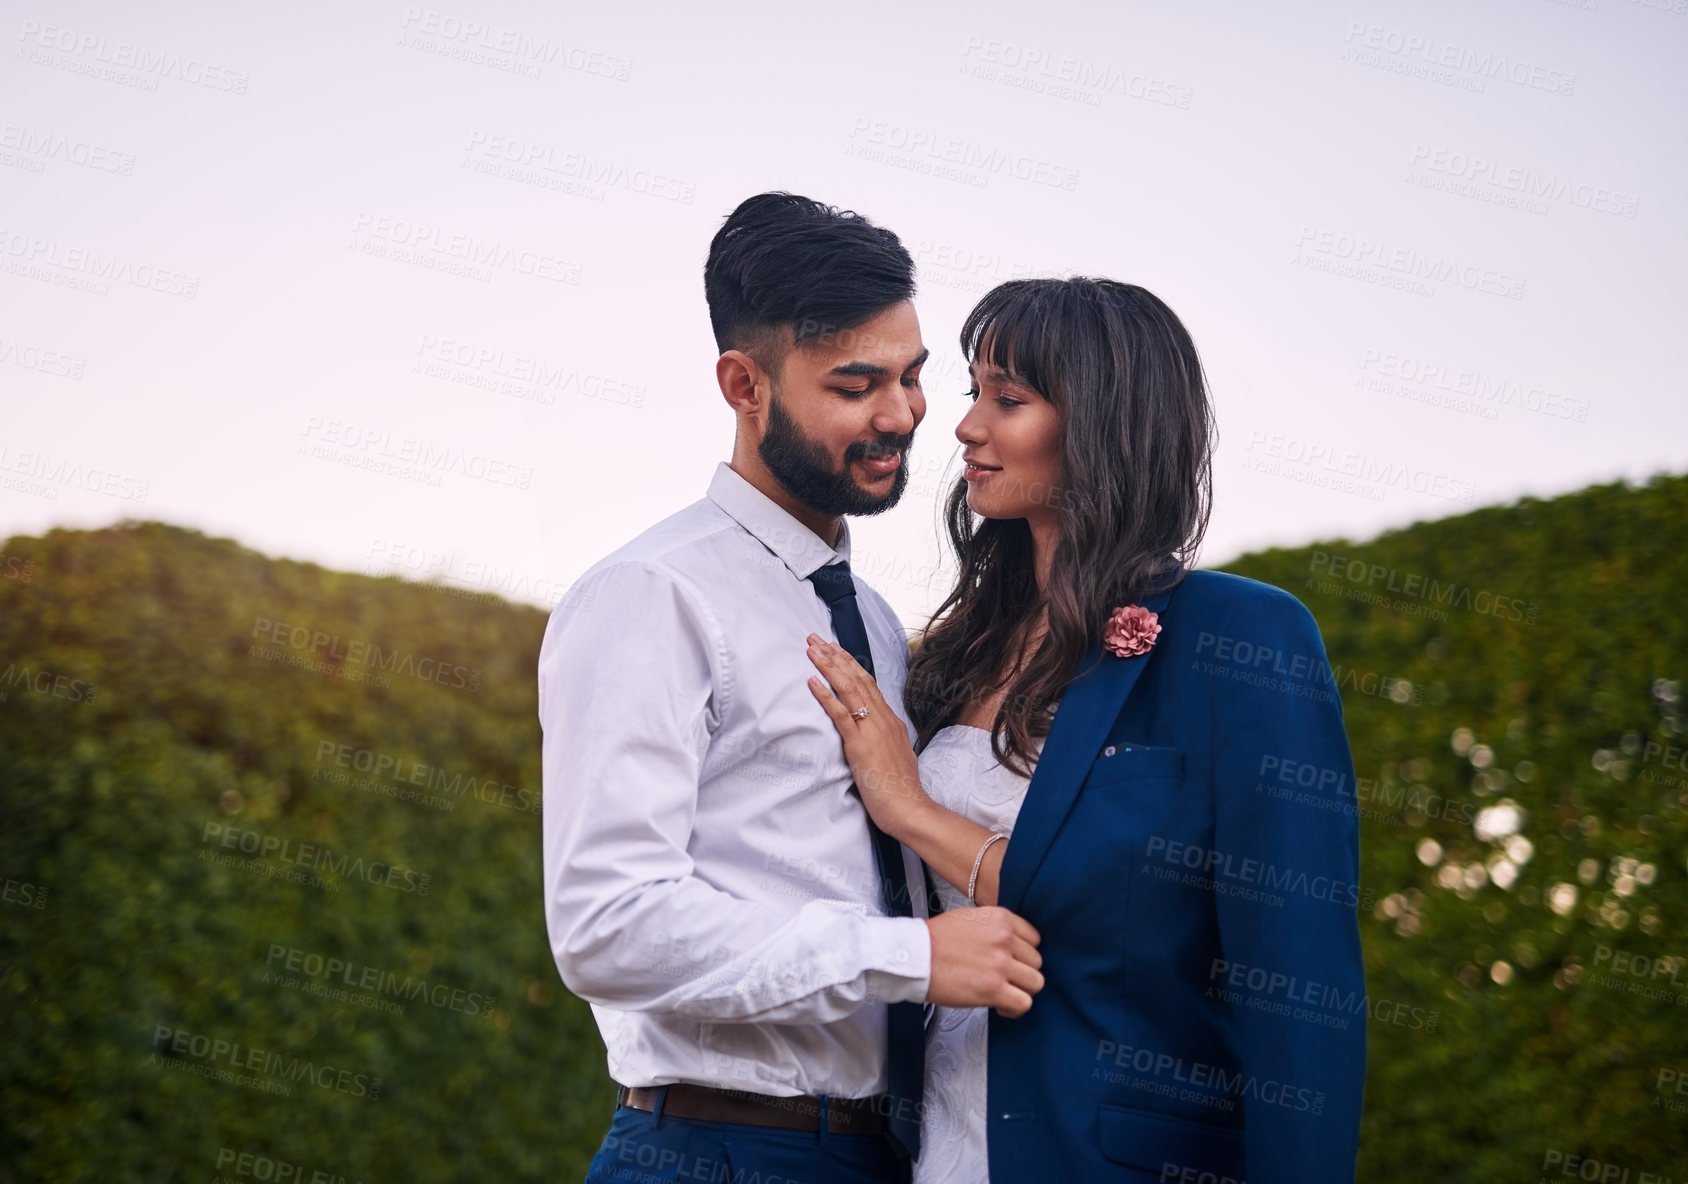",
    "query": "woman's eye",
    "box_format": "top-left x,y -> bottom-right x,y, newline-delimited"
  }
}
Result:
962,388 -> 980,401
996,396 -> 1020,409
